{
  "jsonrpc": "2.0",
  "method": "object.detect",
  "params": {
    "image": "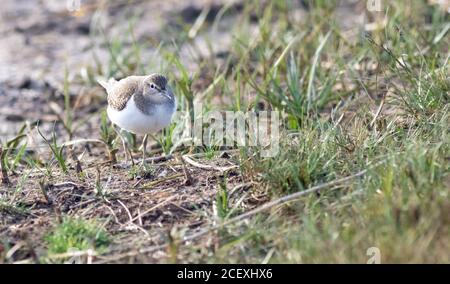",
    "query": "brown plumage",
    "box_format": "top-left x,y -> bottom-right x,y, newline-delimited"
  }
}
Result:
107,76 -> 145,111
100,74 -> 170,115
